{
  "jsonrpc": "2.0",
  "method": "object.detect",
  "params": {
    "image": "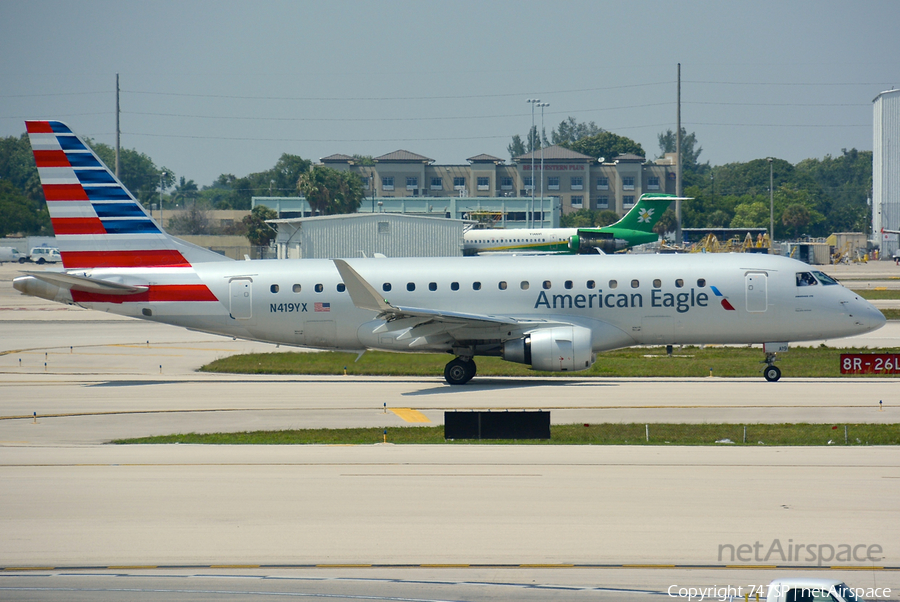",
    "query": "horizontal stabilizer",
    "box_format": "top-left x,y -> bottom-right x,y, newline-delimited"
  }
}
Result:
23,271 -> 148,295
